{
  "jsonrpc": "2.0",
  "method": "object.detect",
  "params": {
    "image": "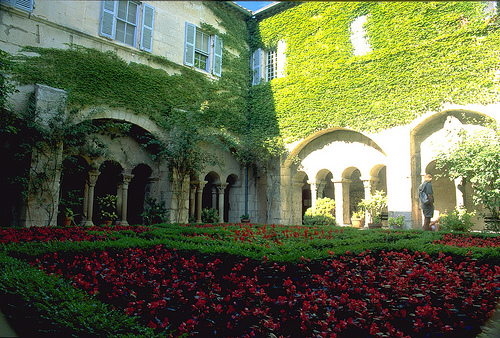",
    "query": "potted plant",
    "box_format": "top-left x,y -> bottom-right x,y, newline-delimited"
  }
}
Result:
388,215 -> 405,229
97,194 -> 118,226
350,210 -> 364,228
62,207 -> 74,226
240,214 -> 250,223
358,190 -> 388,229
141,197 -> 169,226
59,190 -> 82,226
